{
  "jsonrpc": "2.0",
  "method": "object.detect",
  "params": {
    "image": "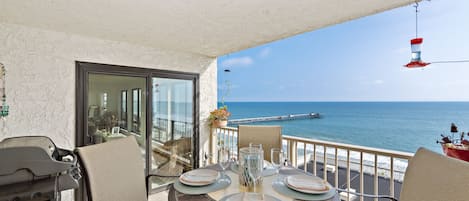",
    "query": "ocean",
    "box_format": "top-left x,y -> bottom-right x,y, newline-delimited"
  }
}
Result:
223,102 -> 469,154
